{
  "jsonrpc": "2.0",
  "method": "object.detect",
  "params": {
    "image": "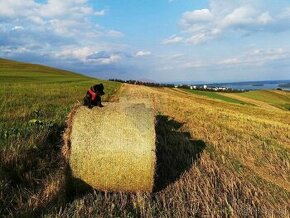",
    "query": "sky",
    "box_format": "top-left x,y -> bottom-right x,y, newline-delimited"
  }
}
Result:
0,0 -> 290,83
